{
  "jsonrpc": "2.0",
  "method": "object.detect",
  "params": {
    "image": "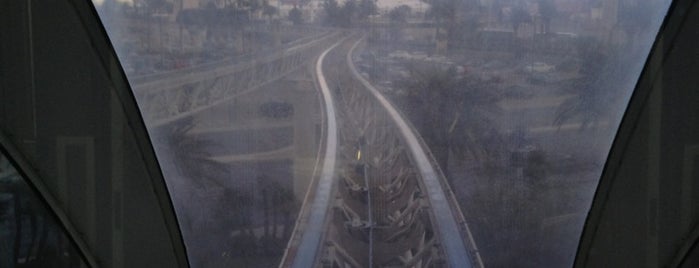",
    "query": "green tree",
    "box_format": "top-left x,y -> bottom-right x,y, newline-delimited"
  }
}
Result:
322,0 -> 341,26
509,3 -> 532,34
262,4 -> 278,19
219,187 -> 253,232
401,65 -> 502,172
134,0 -> 173,16
422,0 -> 480,50
288,6 -> 303,25
554,40 -> 628,131
256,176 -> 294,238
389,5 -> 411,24
340,0 -> 357,26
357,0 -> 378,20
154,119 -> 229,189
537,0 -> 556,34
273,186 -> 295,239
322,0 -> 358,27
423,0 -> 457,21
